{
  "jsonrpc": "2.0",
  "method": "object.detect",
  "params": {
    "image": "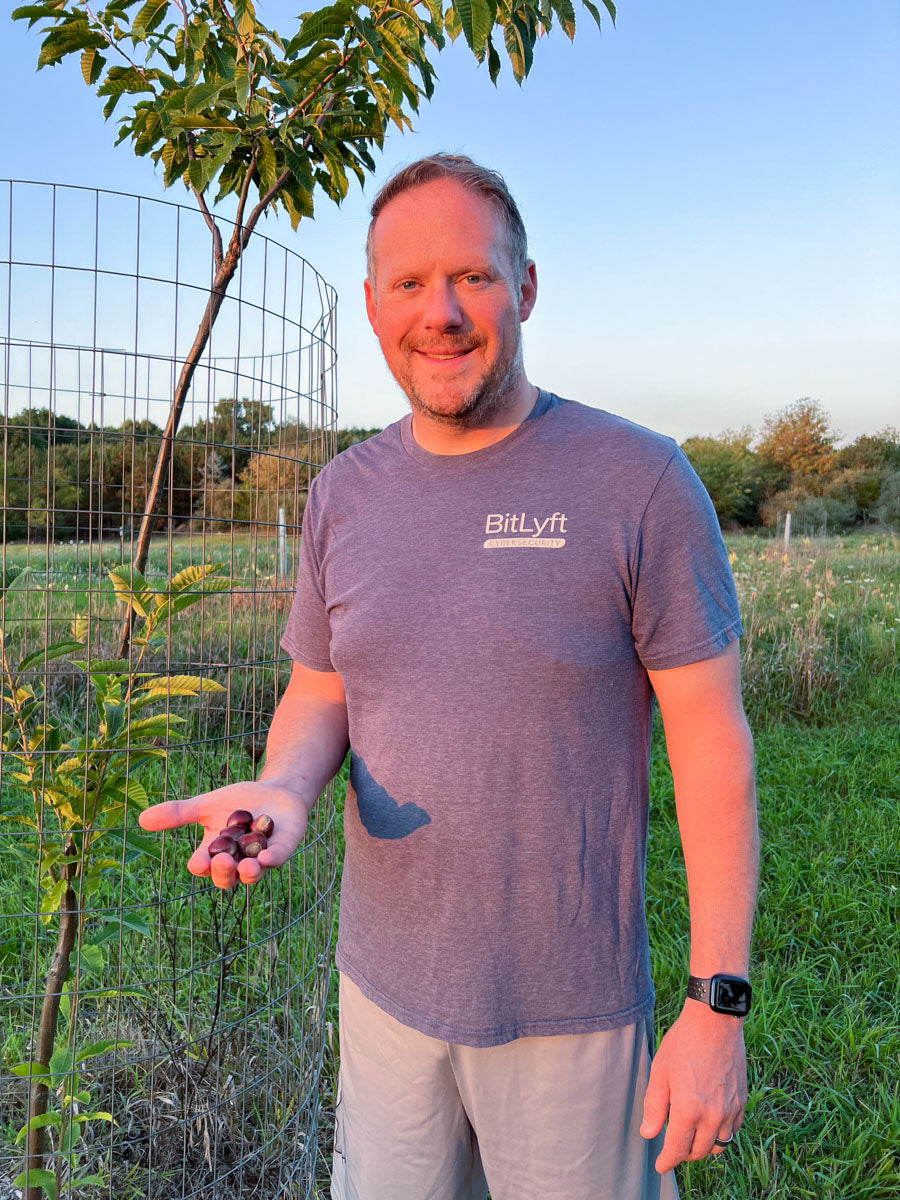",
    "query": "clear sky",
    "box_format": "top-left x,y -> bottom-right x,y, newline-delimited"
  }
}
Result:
2,1 -> 898,444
